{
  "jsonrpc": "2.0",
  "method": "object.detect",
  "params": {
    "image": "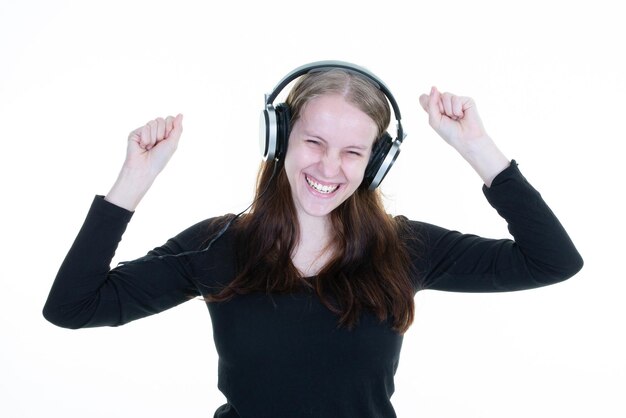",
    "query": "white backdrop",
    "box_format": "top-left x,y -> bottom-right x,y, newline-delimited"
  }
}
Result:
1,1 -> 624,417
